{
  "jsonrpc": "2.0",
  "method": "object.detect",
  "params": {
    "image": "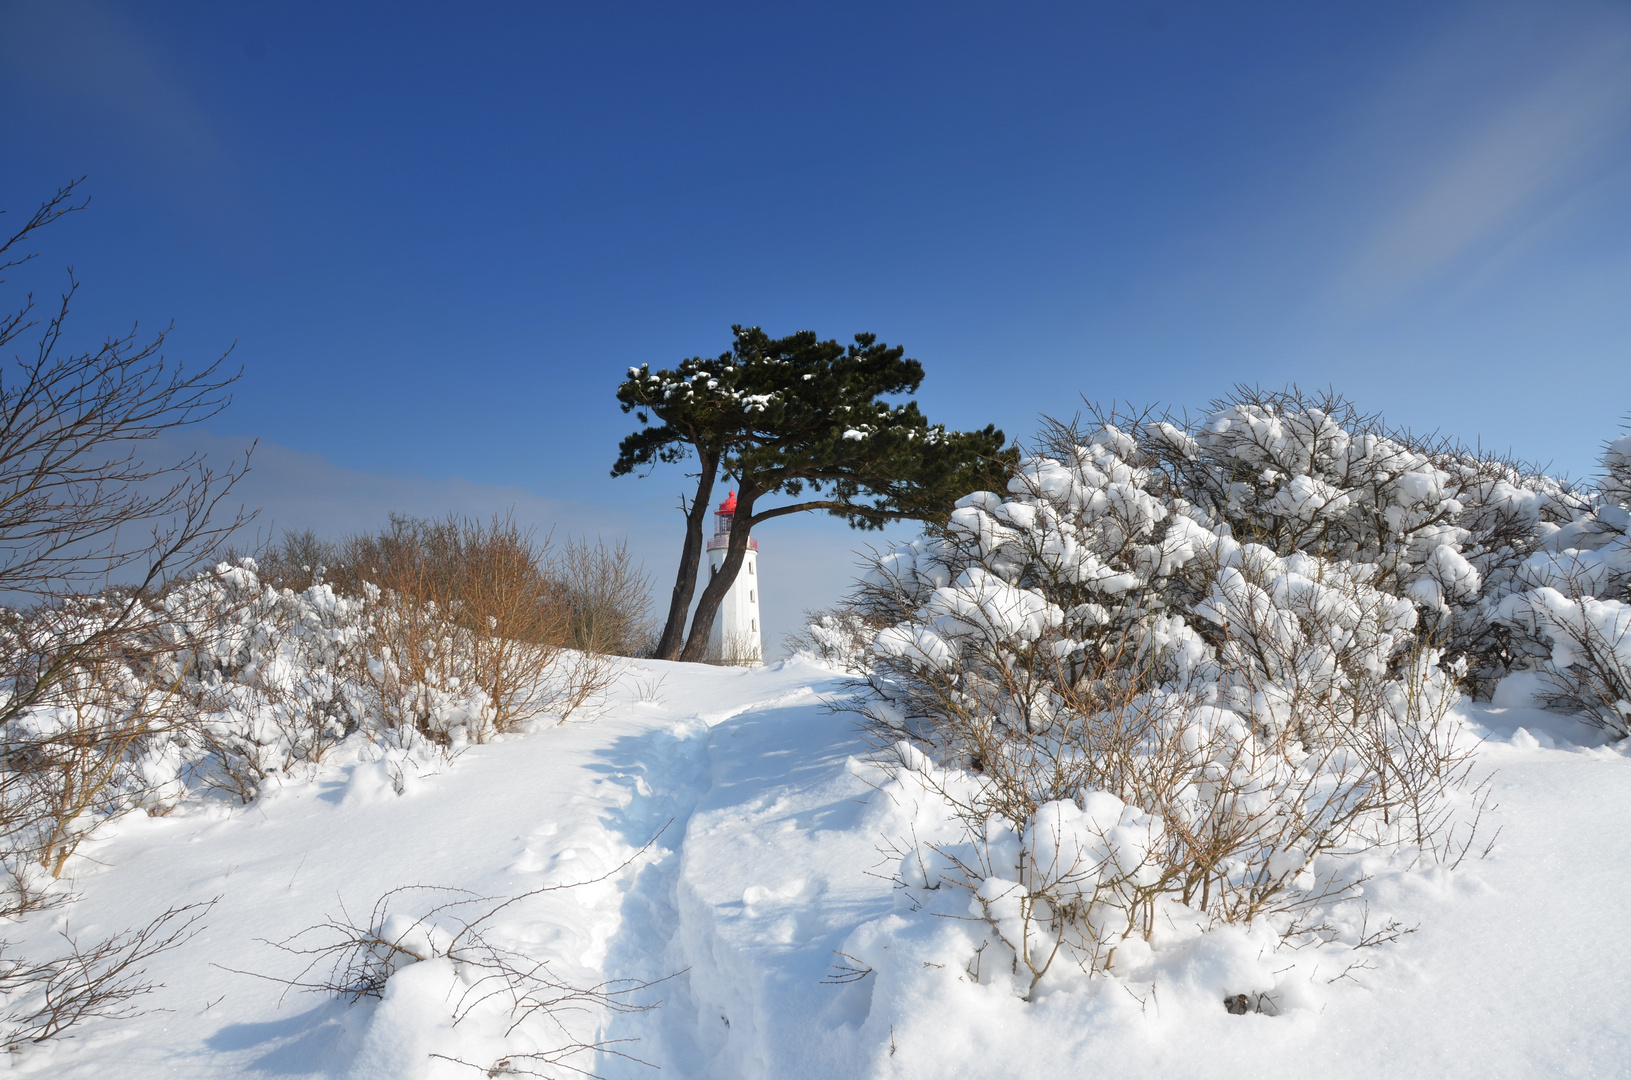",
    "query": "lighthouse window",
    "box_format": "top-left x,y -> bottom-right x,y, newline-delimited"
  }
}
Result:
748,560 -> 755,575
749,590 -> 755,603
751,619 -> 757,632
